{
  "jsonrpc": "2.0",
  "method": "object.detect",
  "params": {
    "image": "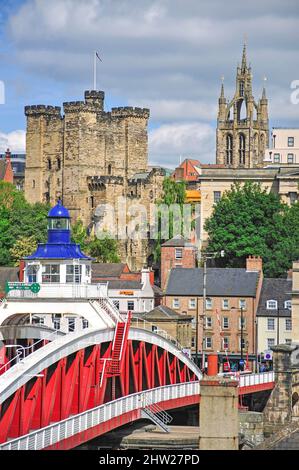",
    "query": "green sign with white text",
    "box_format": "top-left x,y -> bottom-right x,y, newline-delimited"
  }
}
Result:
5,282 -> 41,294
